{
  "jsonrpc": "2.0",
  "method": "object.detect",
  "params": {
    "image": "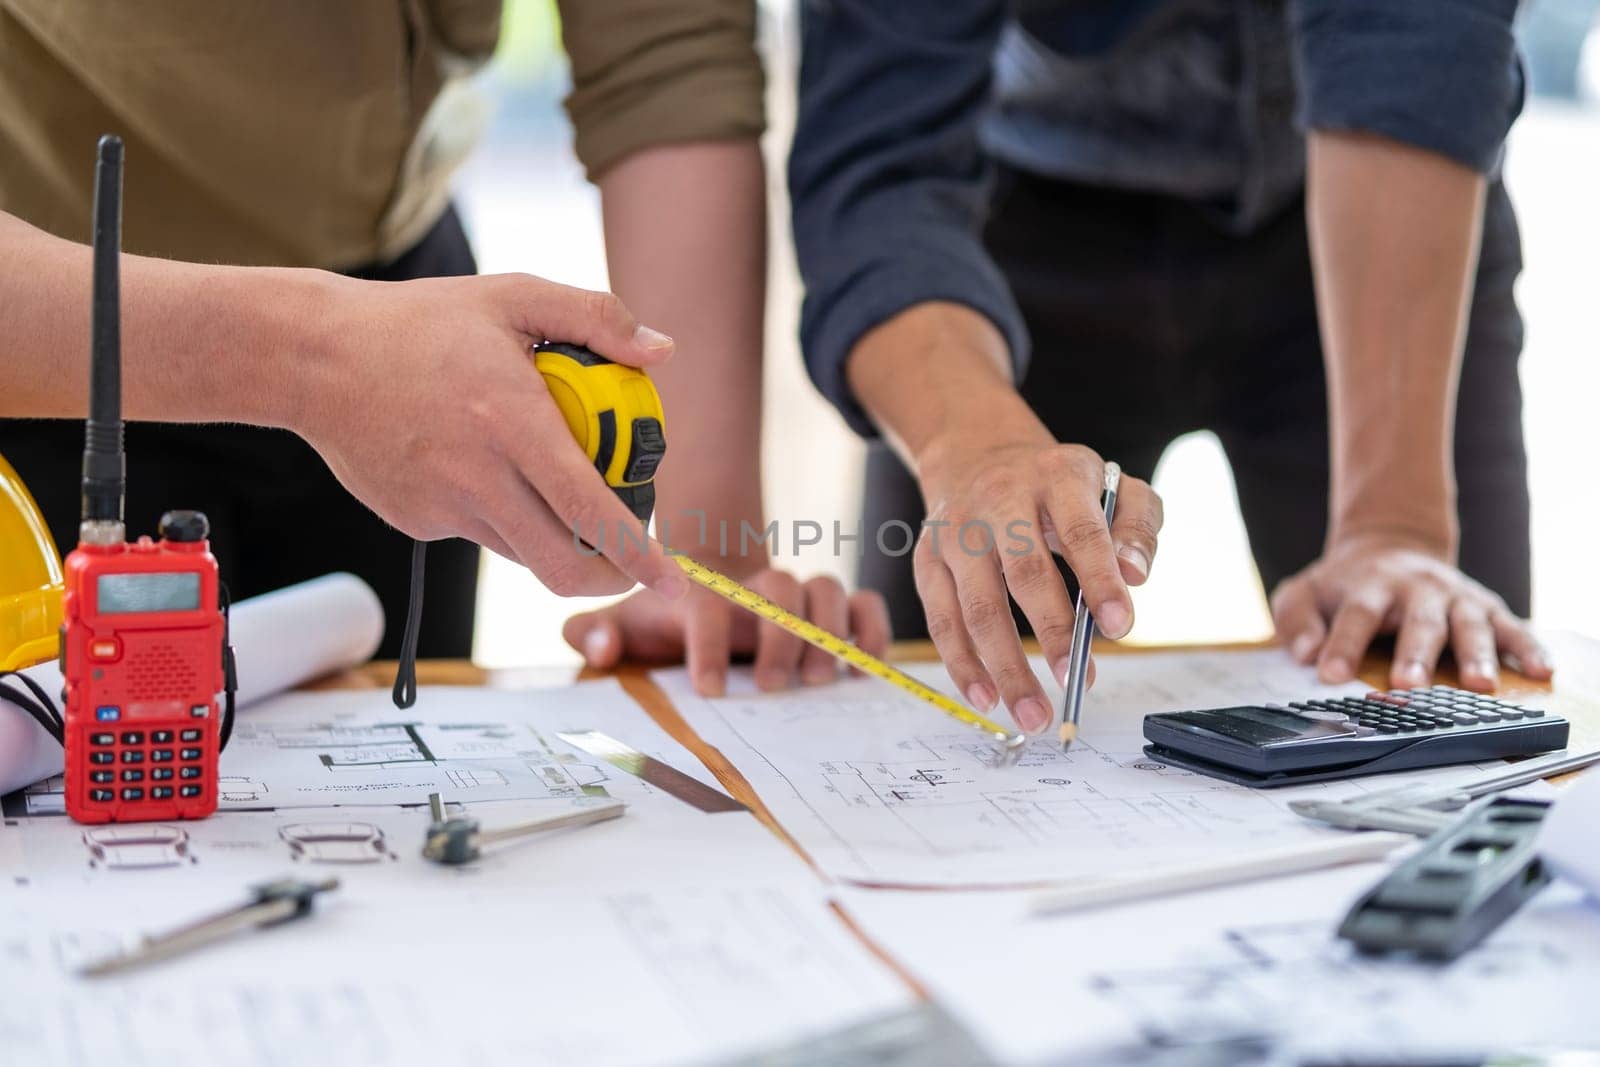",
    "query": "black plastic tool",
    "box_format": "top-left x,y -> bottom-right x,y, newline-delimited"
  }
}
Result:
1337,796 -> 1553,960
